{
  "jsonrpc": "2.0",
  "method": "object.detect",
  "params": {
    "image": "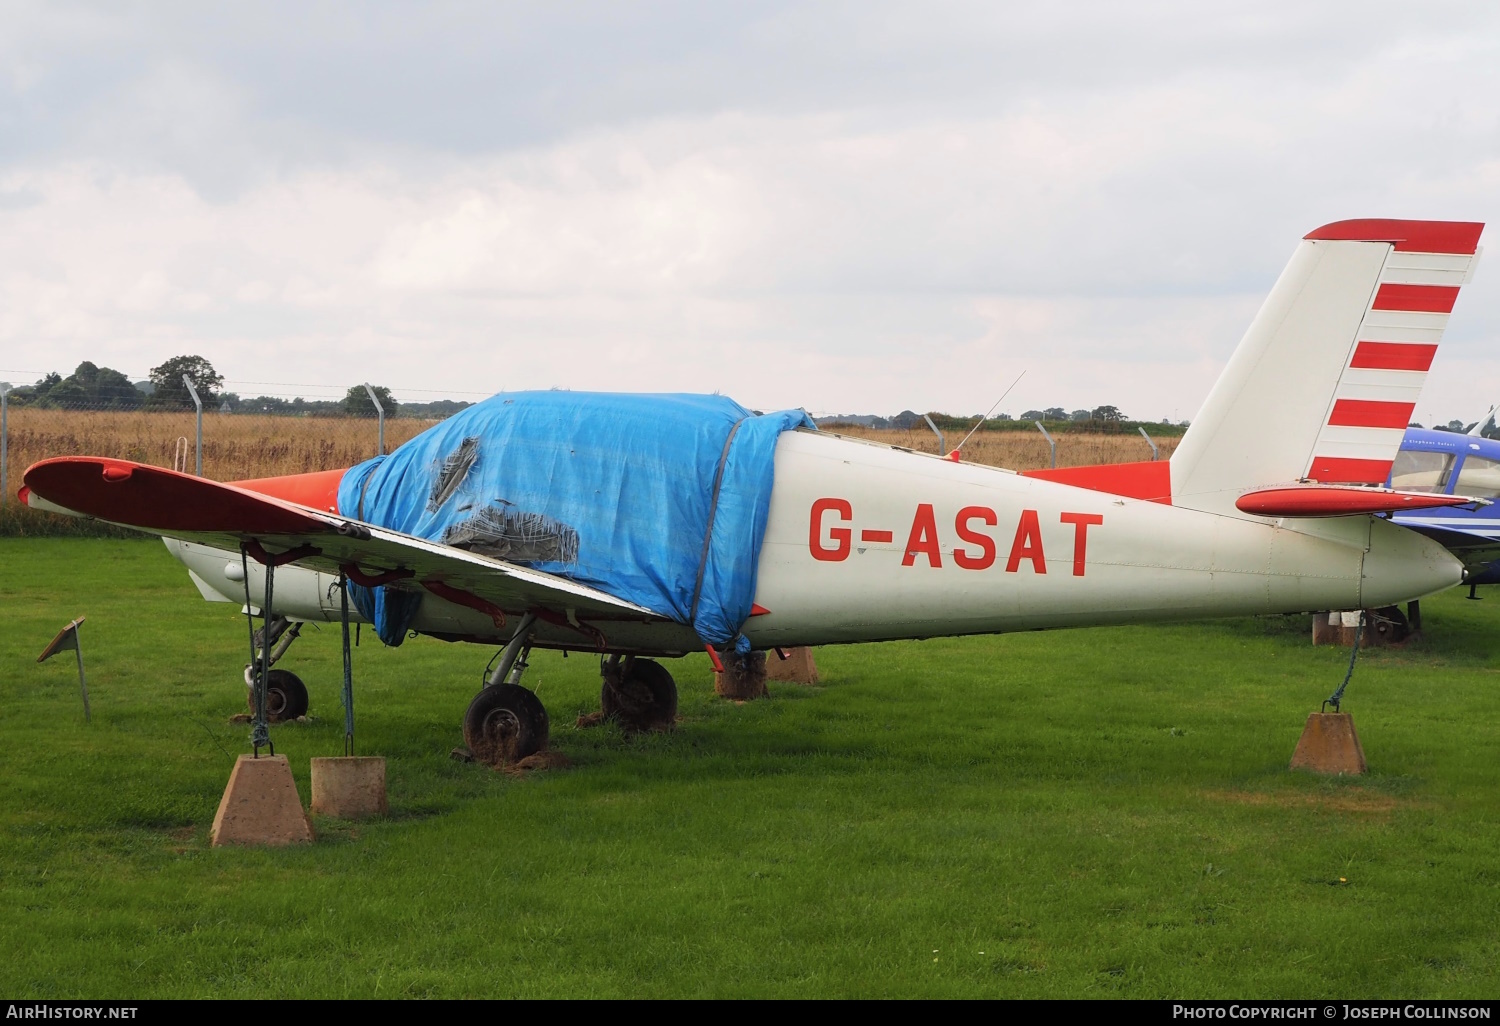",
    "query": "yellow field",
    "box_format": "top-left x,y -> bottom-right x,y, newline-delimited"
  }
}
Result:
2,408 -> 430,496
822,423 -> 1179,471
1,408 -> 1178,503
